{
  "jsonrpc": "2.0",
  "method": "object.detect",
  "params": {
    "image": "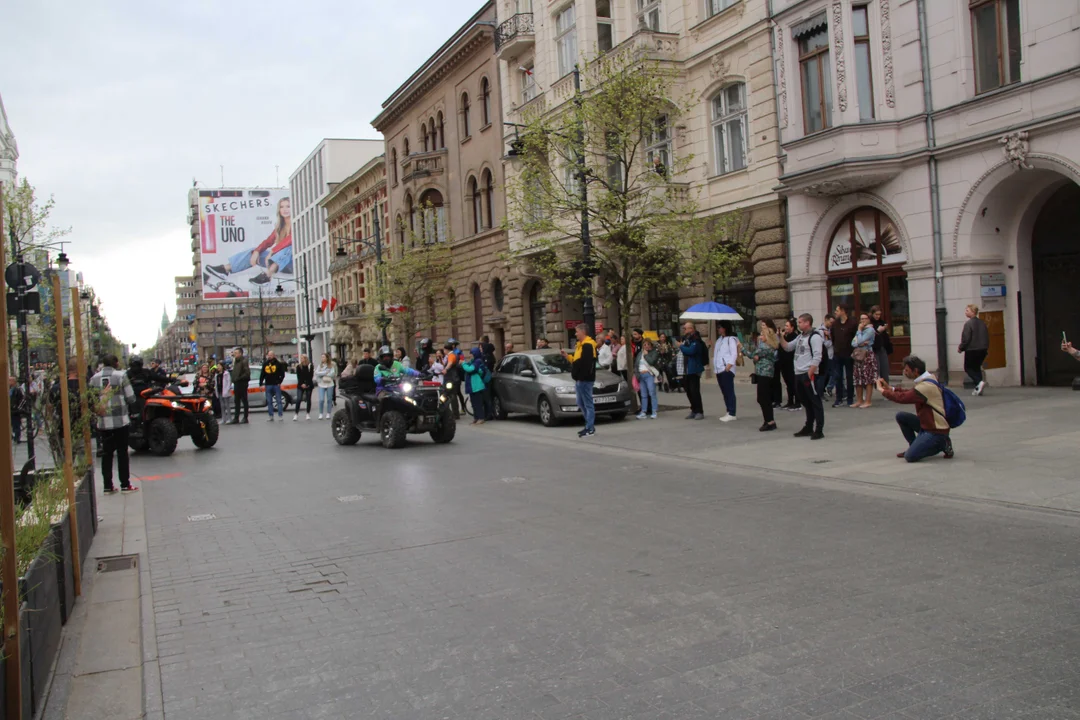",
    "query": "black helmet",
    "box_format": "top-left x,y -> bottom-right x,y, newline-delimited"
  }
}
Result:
378,345 -> 392,358
129,356 -> 144,371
